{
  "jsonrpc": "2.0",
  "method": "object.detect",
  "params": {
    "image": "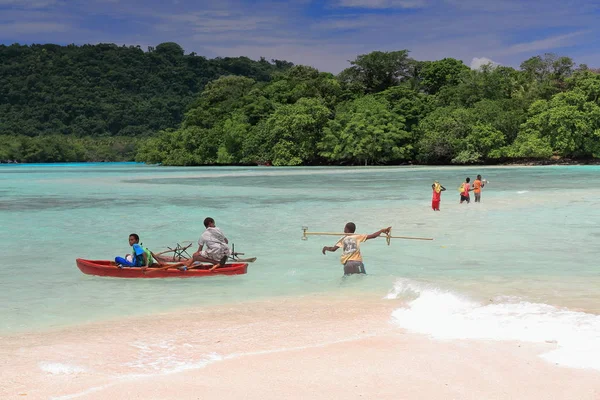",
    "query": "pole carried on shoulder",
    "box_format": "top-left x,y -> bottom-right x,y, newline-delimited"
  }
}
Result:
301,226 -> 433,244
